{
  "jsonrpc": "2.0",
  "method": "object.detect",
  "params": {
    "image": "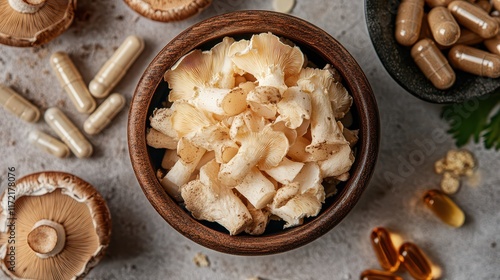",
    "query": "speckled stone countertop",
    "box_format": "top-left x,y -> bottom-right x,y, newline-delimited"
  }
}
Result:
0,1 -> 498,279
